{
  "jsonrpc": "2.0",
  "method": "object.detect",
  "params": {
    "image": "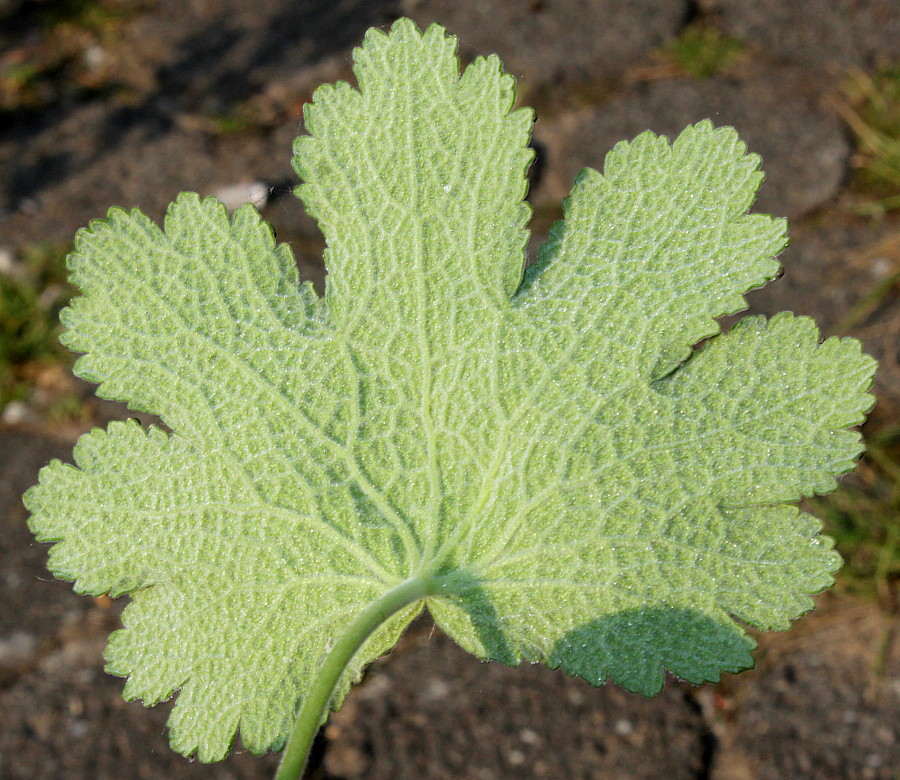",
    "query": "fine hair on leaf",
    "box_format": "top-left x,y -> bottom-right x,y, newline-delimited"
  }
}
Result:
25,17 -> 877,778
